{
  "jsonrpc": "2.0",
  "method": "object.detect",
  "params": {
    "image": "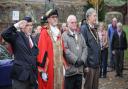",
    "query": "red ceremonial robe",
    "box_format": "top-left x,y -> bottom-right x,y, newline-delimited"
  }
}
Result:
37,26 -> 54,89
